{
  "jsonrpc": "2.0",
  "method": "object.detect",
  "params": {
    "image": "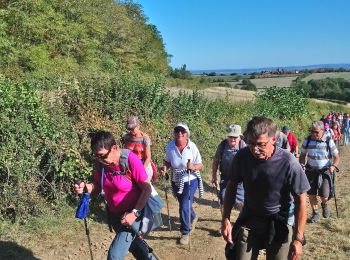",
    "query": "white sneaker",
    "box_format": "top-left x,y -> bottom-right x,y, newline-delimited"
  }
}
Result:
179,234 -> 190,245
